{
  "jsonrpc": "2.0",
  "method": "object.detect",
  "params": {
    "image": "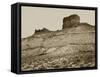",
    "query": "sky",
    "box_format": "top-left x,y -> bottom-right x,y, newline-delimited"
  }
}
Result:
21,6 -> 95,38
